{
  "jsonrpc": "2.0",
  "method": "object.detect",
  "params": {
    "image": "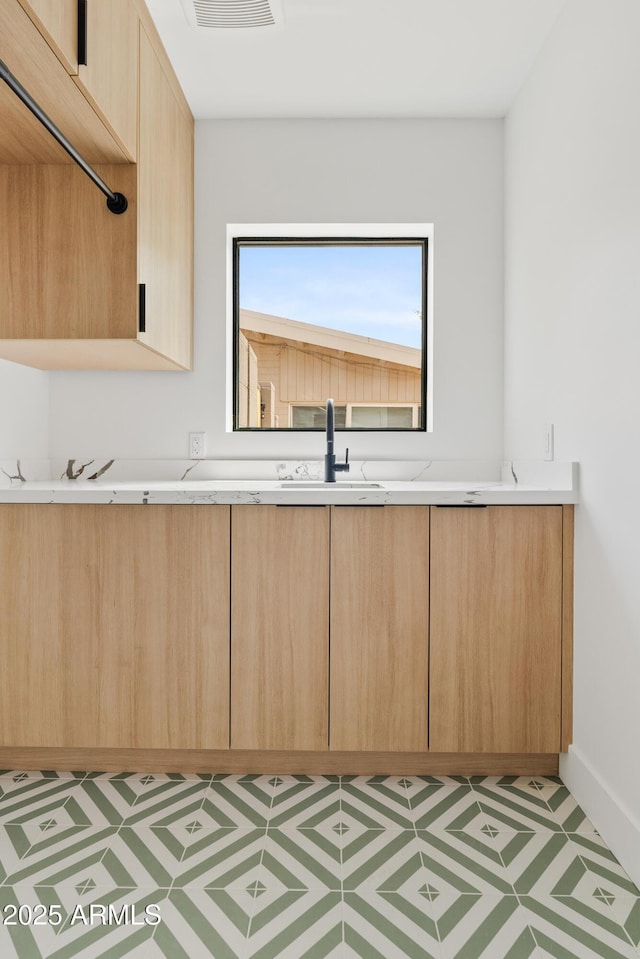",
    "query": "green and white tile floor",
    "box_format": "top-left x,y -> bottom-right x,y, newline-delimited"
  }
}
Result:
1,770 -> 639,958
